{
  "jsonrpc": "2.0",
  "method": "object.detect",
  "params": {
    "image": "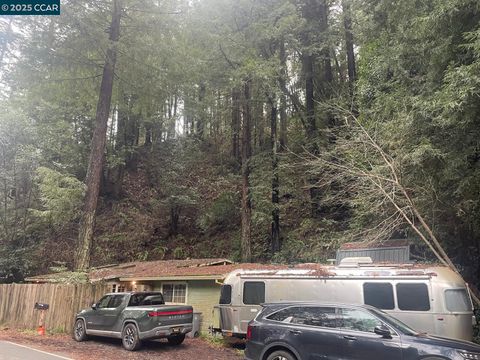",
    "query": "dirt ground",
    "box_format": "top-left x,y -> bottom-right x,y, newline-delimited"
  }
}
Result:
0,329 -> 243,360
